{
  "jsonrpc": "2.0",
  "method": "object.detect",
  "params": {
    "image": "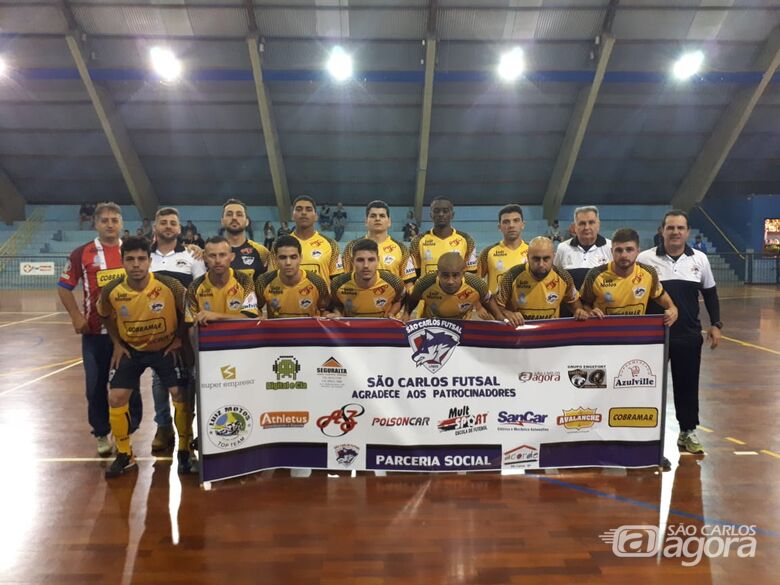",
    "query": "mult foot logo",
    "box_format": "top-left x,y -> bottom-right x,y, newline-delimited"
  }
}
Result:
267,356 -> 308,390
207,405 -> 253,450
405,319 -> 462,374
